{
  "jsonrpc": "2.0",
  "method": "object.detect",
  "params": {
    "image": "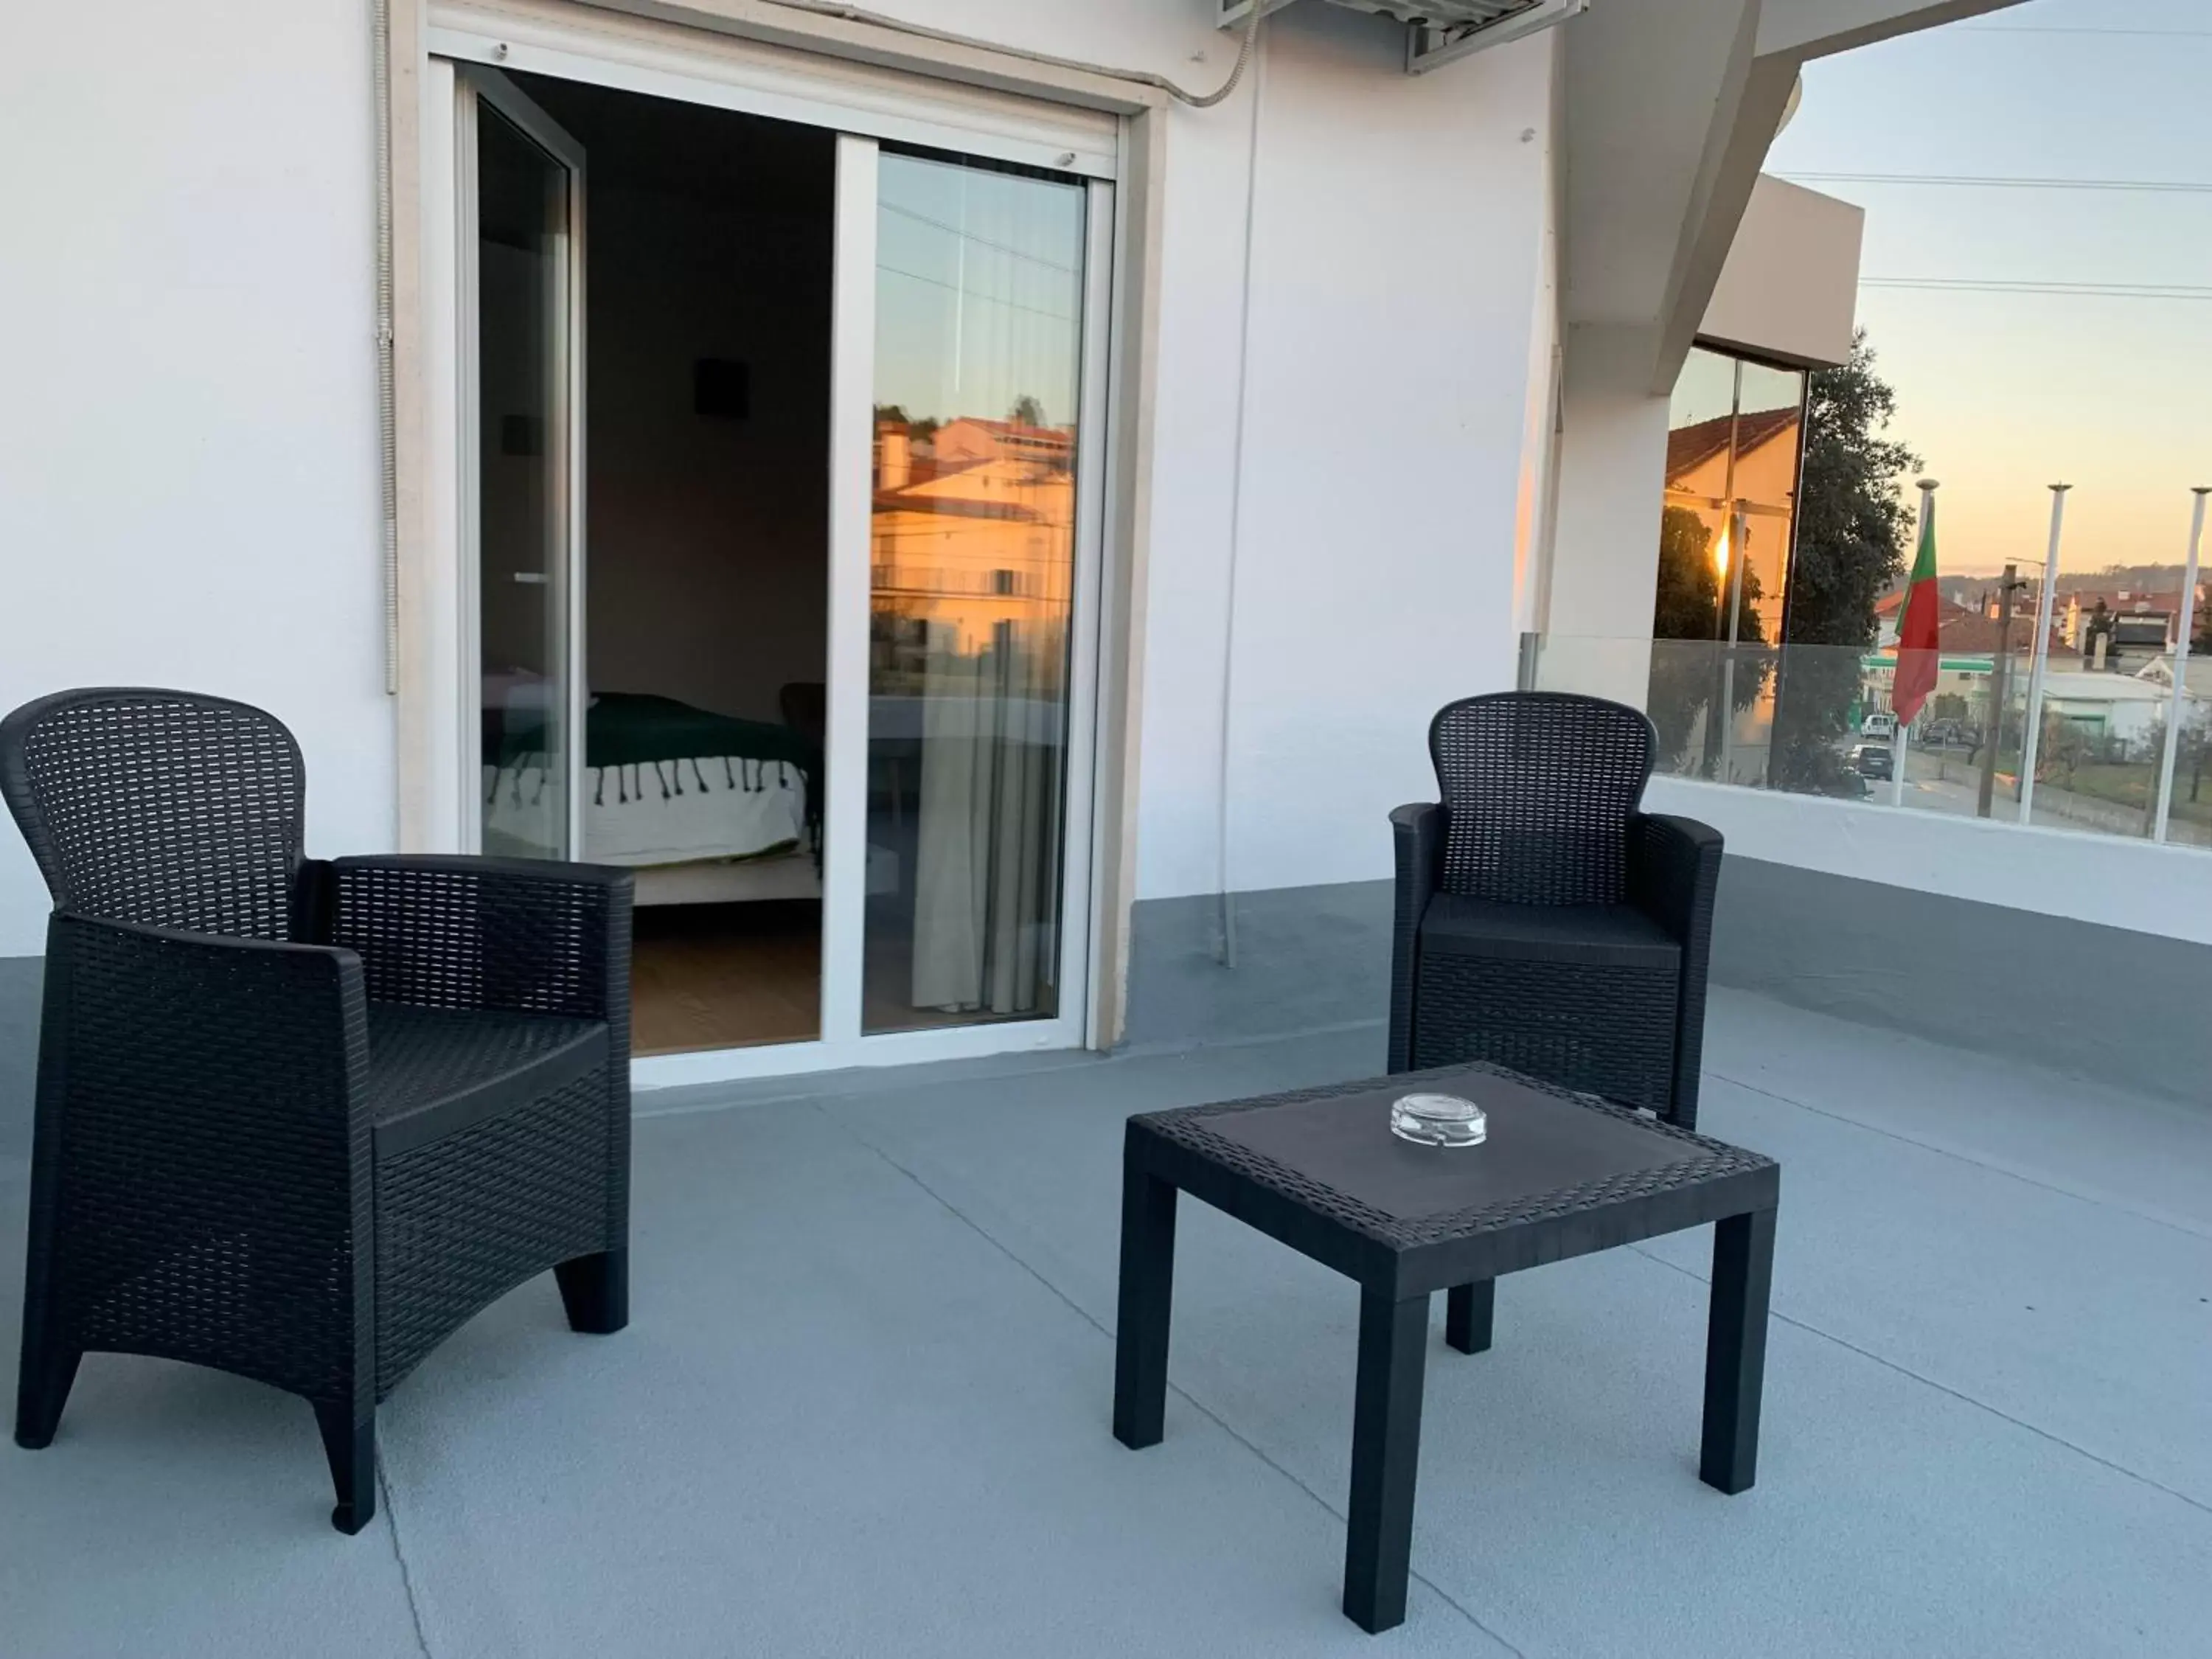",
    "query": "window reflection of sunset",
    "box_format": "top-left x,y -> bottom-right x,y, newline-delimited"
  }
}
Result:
870,153 -> 1085,695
